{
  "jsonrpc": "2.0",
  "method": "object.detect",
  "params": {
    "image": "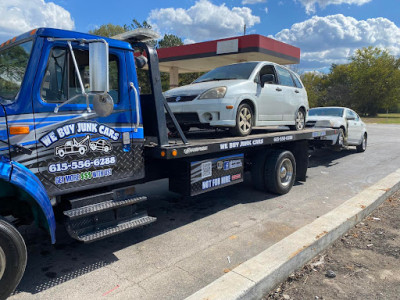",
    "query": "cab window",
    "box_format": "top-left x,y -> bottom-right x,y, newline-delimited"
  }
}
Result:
275,66 -> 295,87
41,47 -> 119,103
